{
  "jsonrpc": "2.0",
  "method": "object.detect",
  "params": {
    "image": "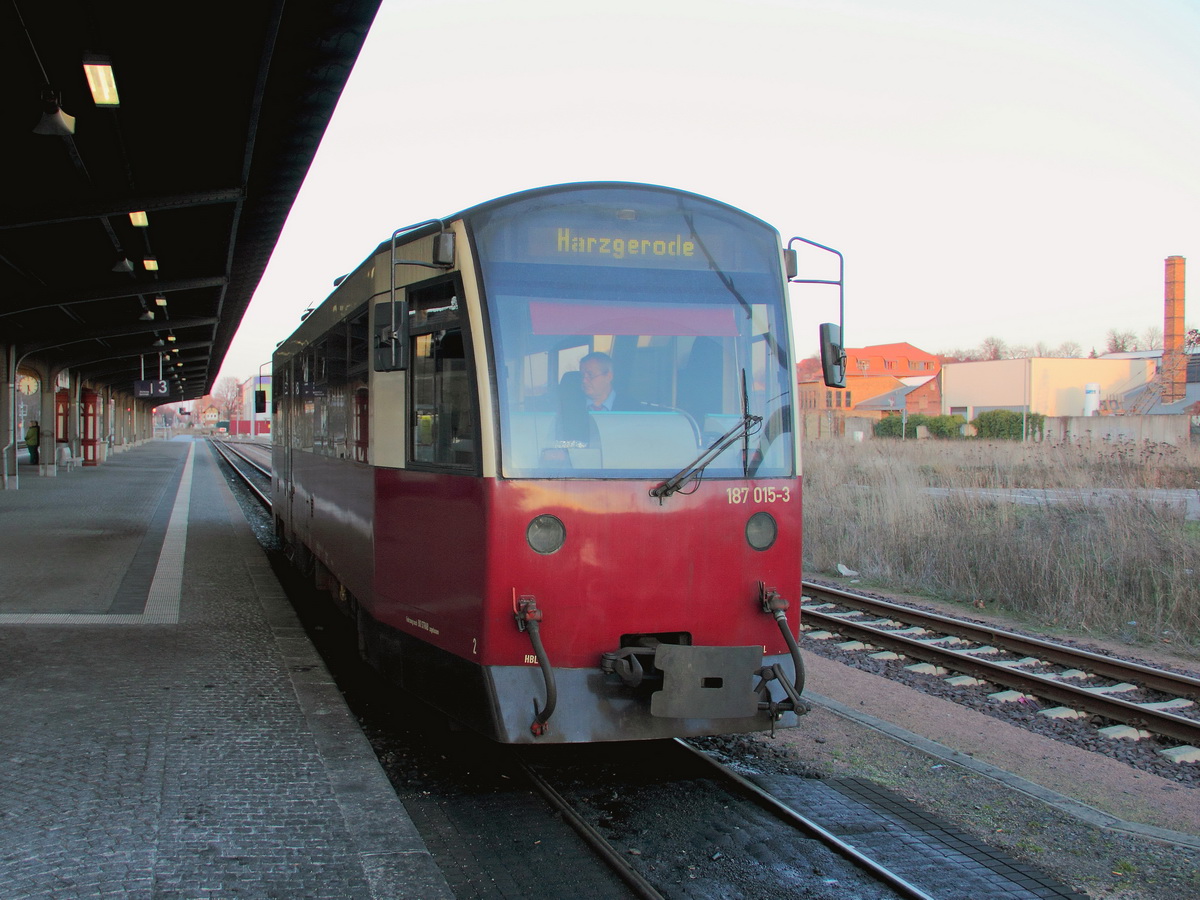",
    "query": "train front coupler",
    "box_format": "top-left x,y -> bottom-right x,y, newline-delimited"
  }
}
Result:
756,583 -> 810,719
600,645 -> 652,688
